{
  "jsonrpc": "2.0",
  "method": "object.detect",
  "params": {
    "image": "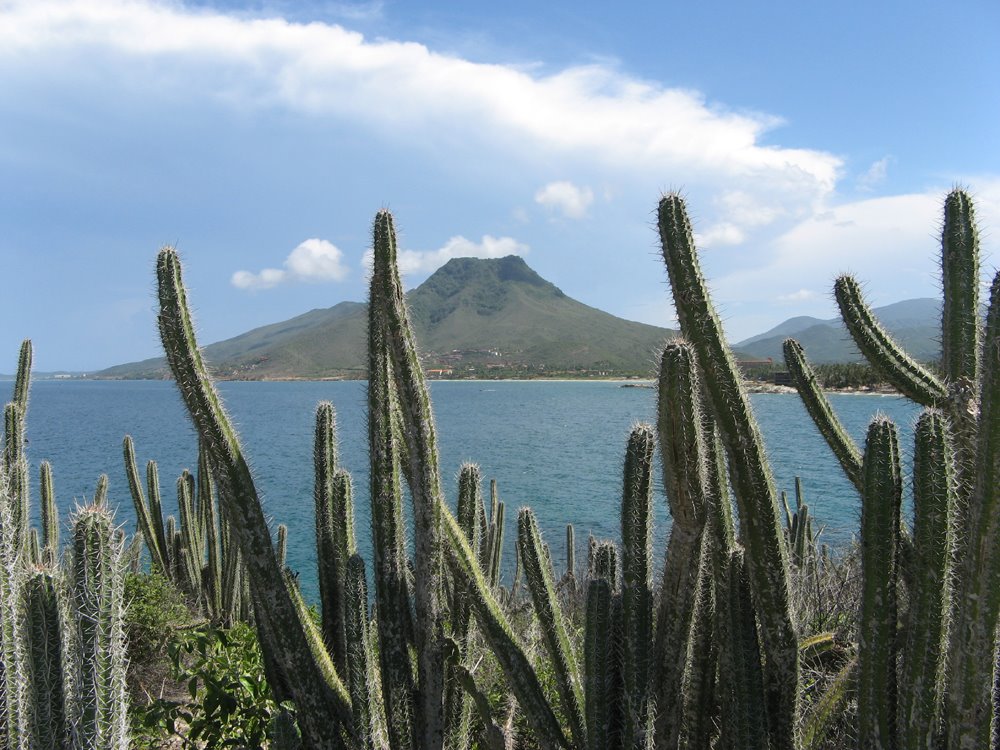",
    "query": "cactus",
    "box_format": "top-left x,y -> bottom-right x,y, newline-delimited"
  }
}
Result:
23,567 -> 67,750
899,409 -> 954,749
659,193 -> 799,749
66,505 -> 129,750
518,507 -> 587,749
619,424 -> 655,748
157,247 -> 353,747
857,417 -> 901,748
